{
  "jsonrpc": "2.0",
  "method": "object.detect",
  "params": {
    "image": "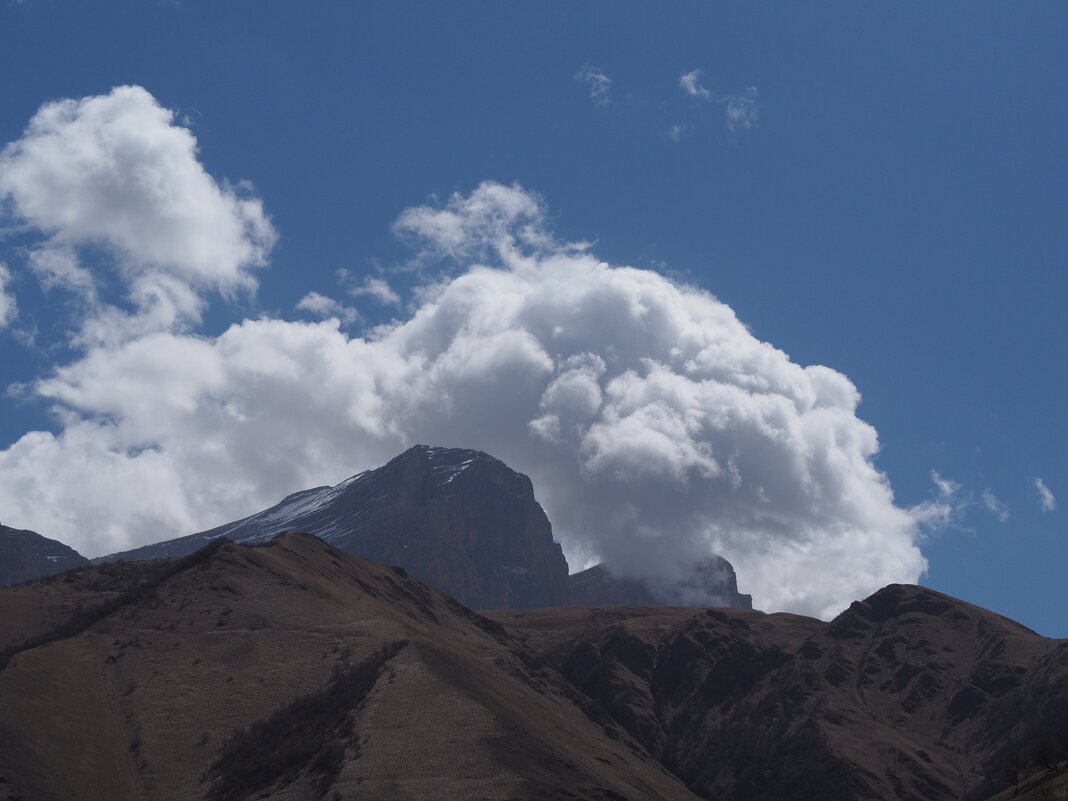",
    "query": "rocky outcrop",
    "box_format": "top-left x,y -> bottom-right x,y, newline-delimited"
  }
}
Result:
493,583 -> 1068,801
569,557 -> 752,609
105,444 -> 752,612
0,524 -> 89,585
107,445 -> 570,610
